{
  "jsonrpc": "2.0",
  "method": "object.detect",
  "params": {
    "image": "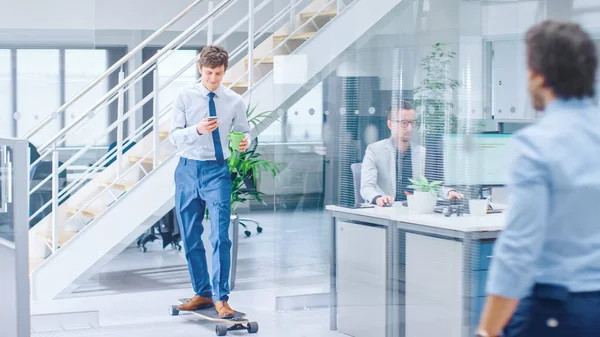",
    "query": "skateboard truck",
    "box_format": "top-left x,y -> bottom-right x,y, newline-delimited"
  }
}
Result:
216,322 -> 259,336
